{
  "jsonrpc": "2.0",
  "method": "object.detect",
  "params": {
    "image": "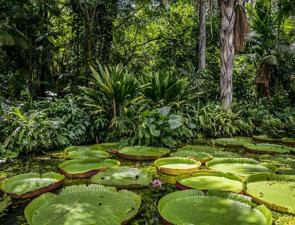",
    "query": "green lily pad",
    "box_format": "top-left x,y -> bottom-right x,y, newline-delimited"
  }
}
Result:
91,167 -> 153,188
59,159 -> 120,178
25,184 -> 141,225
179,145 -> 223,152
170,151 -> 212,163
245,173 -> 295,214
0,172 -> 65,198
116,146 -> 170,160
89,142 -> 120,151
154,157 -> 201,175
243,143 -> 291,154
66,150 -> 110,159
158,190 -> 272,225
282,138 -> 295,146
176,171 -> 243,193
253,135 -> 280,143
206,158 -> 275,177
213,137 -> 252,148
